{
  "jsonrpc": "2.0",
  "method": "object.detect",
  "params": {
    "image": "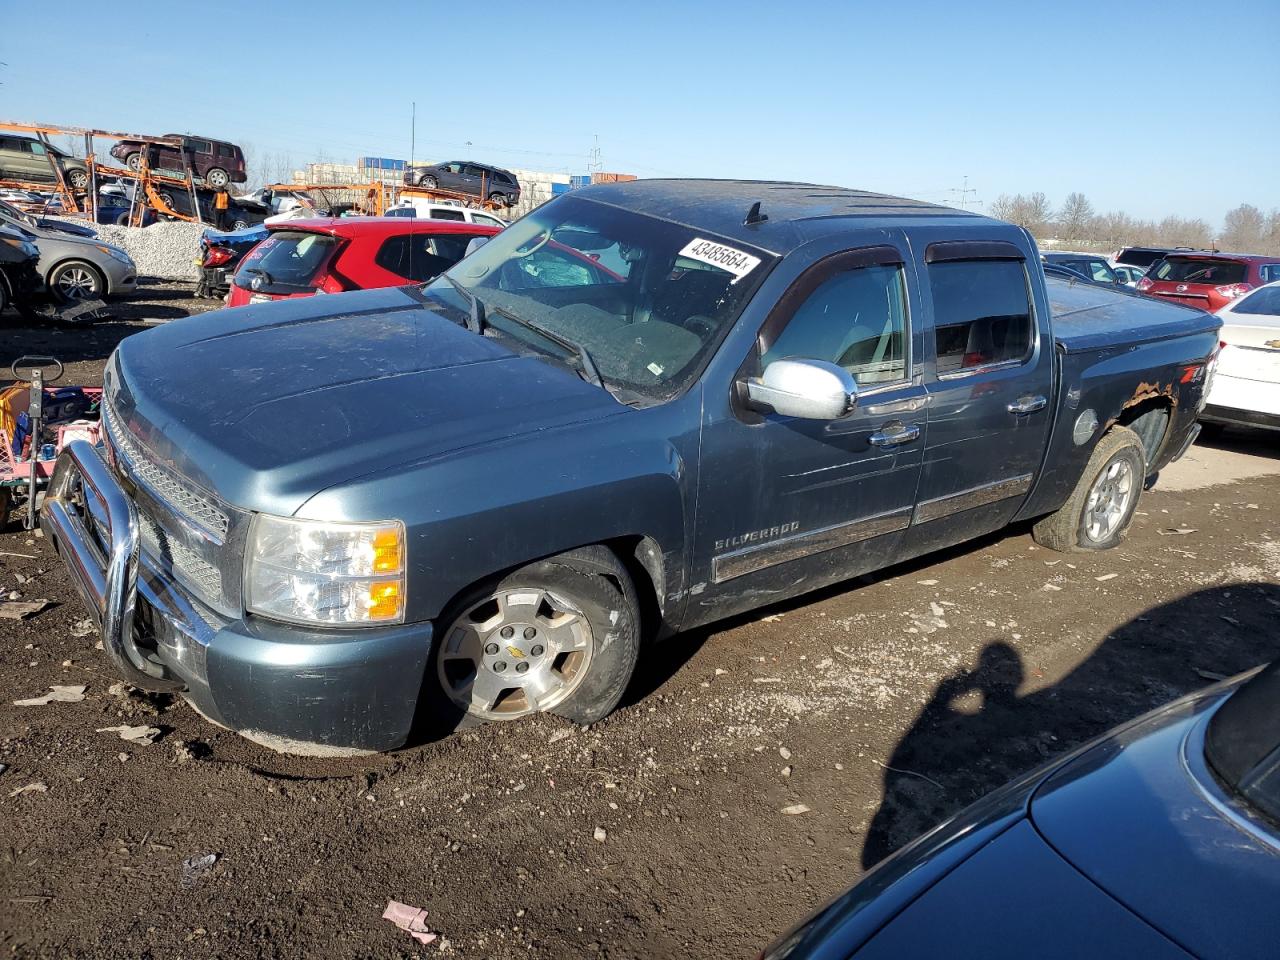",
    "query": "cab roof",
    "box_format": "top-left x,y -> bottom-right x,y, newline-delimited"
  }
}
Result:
573,178 -> 992,253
